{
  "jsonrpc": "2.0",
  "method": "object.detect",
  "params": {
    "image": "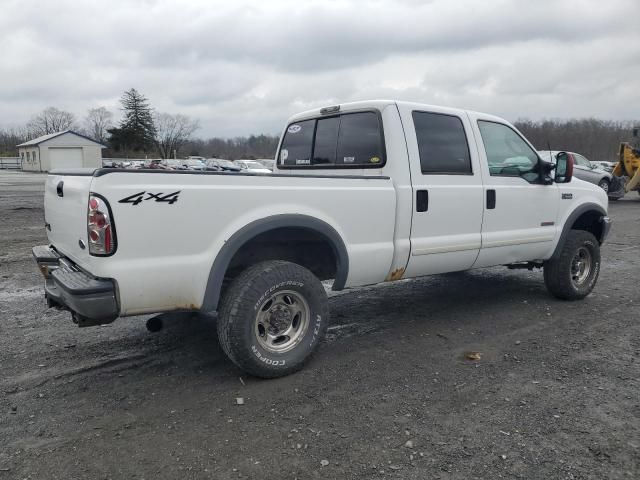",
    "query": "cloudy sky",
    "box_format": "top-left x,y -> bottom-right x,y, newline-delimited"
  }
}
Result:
1,0 -> 639,137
